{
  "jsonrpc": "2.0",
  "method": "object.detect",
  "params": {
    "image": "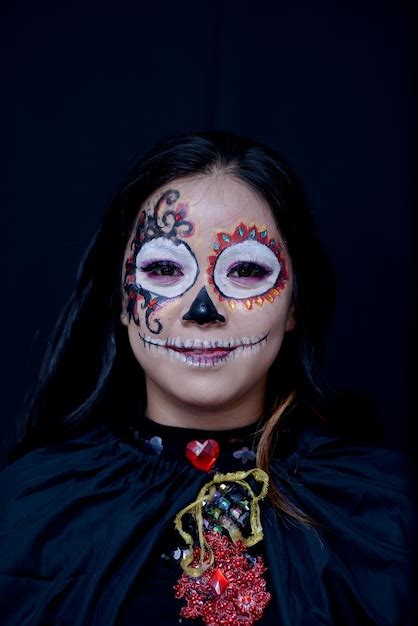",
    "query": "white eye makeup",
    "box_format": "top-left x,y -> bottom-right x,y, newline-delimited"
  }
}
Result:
135,238 -> 199,298
213,239 -> 281,299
